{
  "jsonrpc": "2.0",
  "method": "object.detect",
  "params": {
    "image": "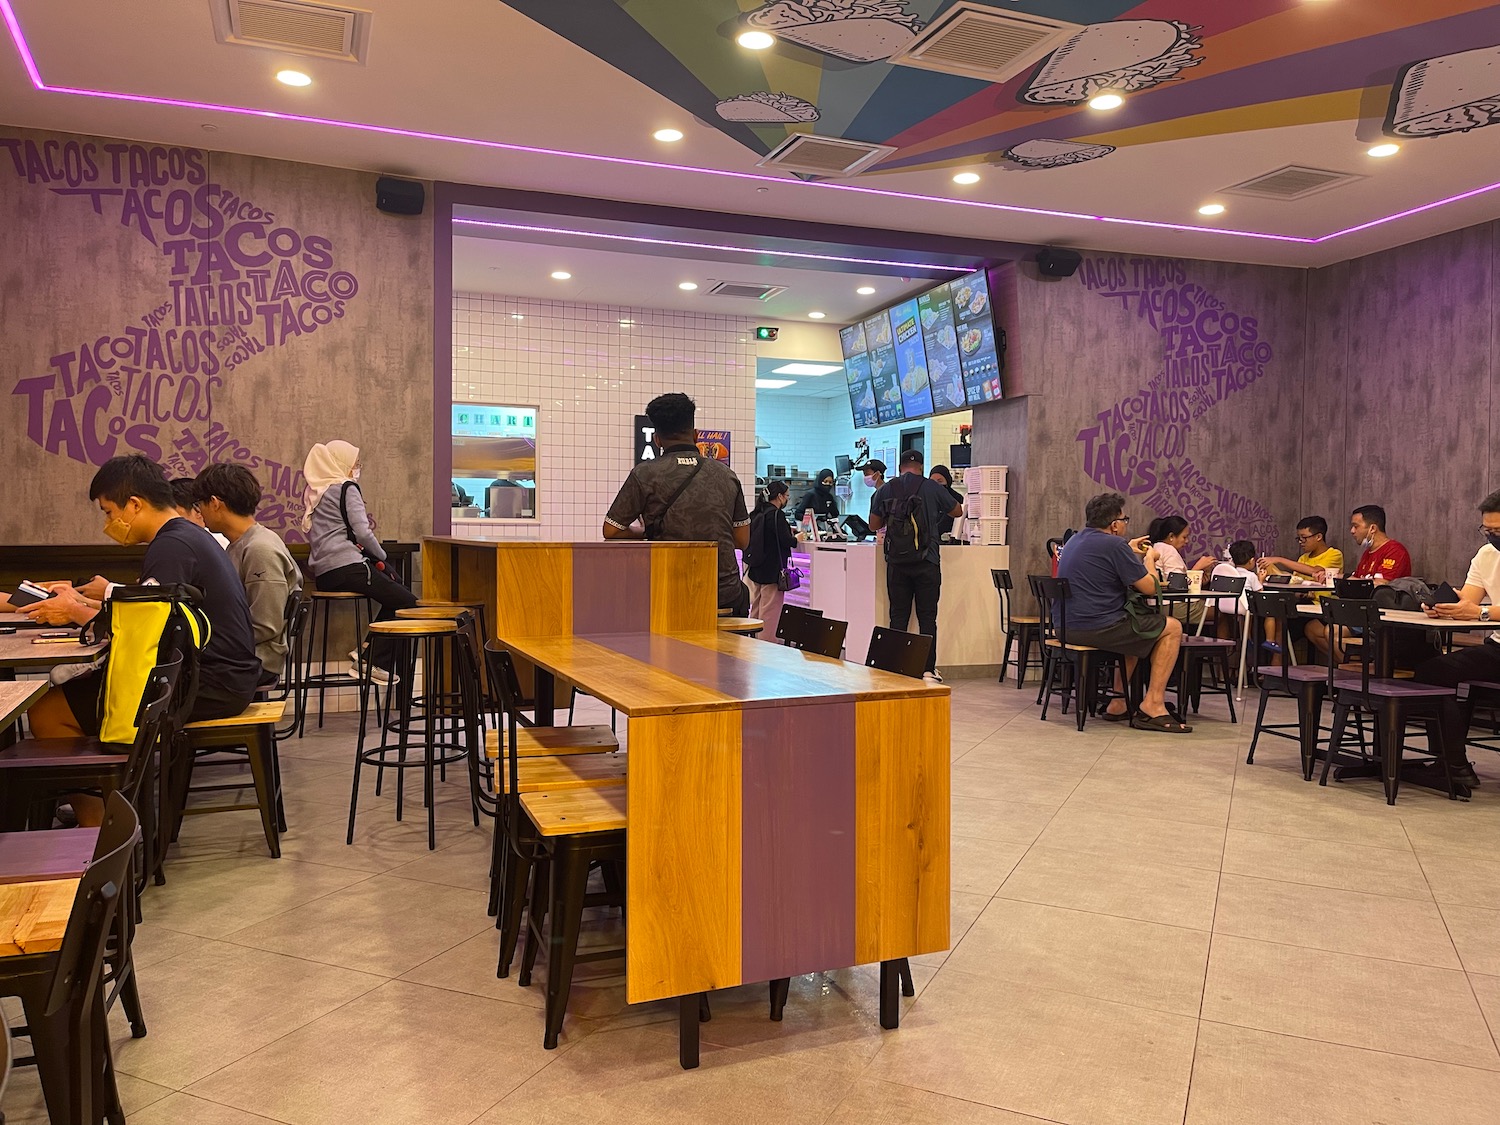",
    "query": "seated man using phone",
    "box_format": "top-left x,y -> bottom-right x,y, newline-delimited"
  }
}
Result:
23,456 -> 263,821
